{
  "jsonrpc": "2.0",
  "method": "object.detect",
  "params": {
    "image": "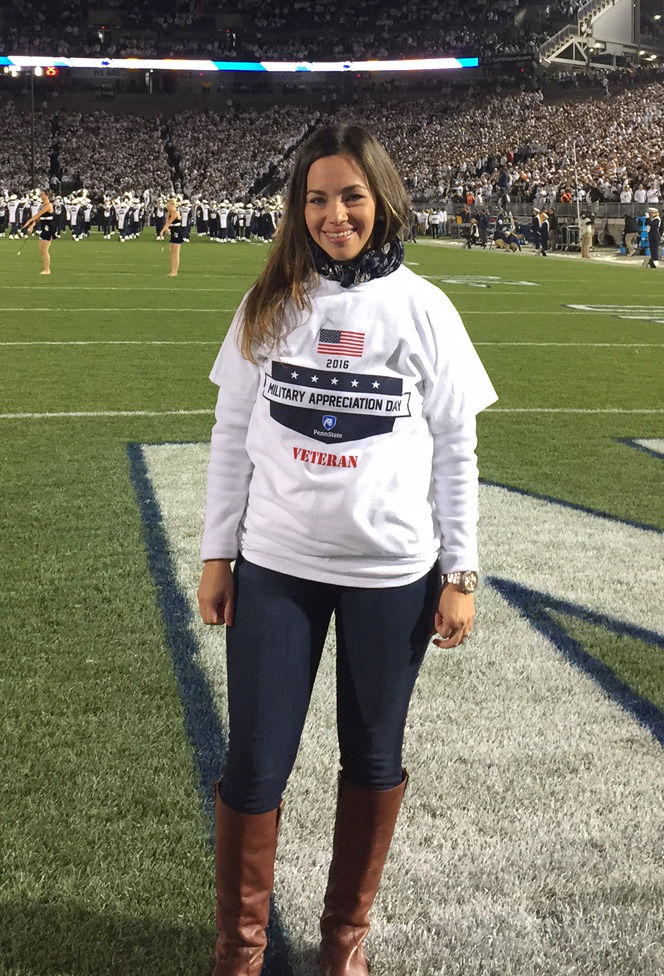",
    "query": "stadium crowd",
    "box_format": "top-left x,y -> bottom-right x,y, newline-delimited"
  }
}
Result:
55,111 -> 172,198
0,0 -> 548,60
0,102 -> 50,190
235,0 -> 545,61
317,82 -> 664,205
2,0 -> 659,64
0,39 -> 664,206
168,105 -> 314,200
2,75 -> 663,209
